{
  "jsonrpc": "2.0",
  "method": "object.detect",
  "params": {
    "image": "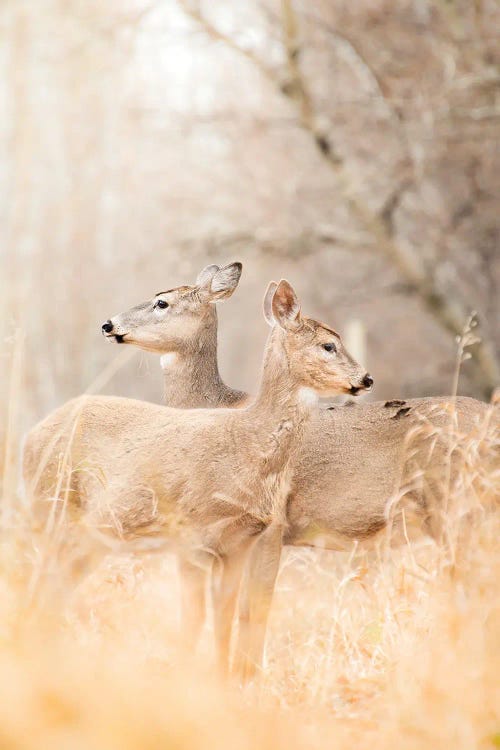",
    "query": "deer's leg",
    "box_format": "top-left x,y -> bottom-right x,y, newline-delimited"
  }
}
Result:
178,556 -> 208,651
233,522 -> 283,683
211,541 -> 253,676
